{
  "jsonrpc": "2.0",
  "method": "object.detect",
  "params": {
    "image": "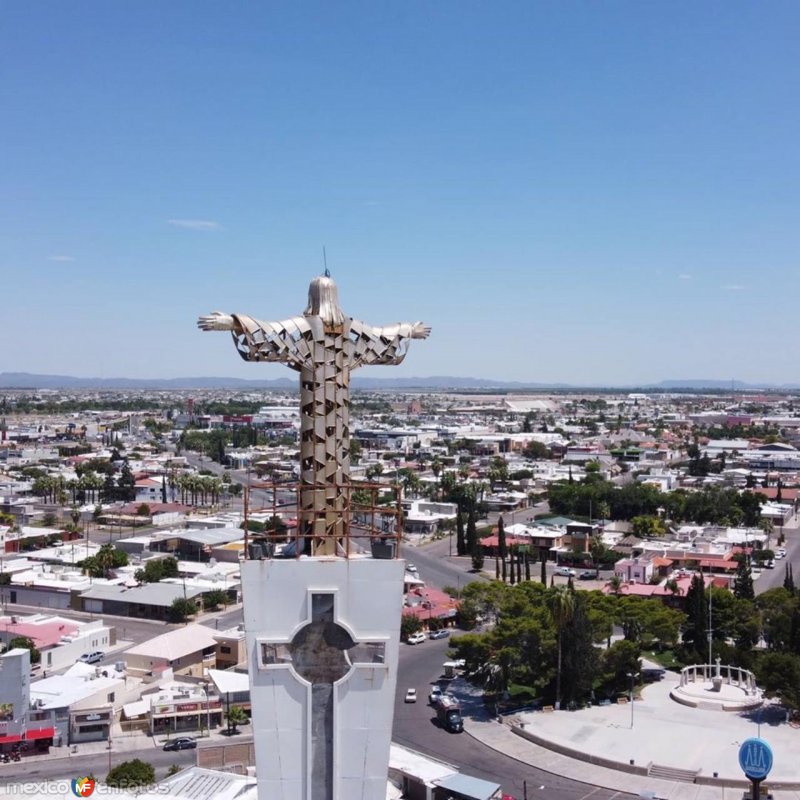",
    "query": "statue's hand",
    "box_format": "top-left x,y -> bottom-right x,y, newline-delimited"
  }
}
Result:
411,321 -> 431,339
197,311 -> 235,332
